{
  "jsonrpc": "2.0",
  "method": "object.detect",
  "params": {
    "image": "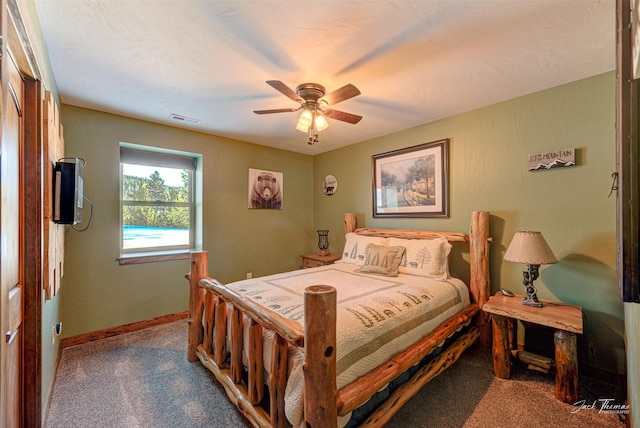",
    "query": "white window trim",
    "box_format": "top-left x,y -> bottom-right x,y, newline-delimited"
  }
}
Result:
118,143 -> 202,264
